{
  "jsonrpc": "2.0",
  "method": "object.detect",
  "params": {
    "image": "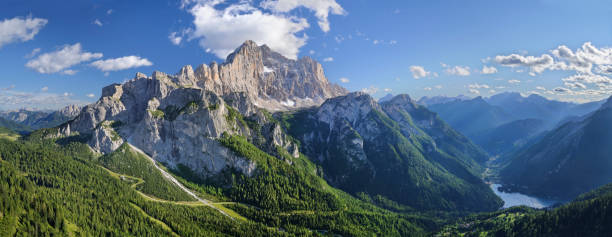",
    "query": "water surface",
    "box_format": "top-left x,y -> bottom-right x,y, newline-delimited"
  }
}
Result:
490,184 -> 557,209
